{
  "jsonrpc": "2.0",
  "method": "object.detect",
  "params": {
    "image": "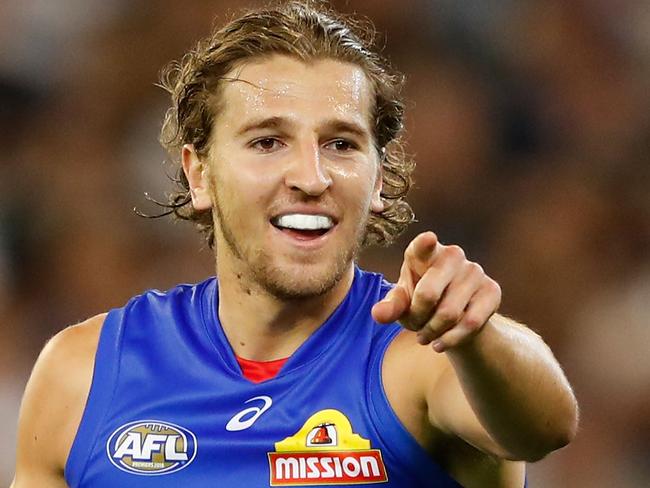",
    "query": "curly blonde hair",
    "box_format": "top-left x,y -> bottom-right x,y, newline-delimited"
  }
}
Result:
156,0 -> 414,247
